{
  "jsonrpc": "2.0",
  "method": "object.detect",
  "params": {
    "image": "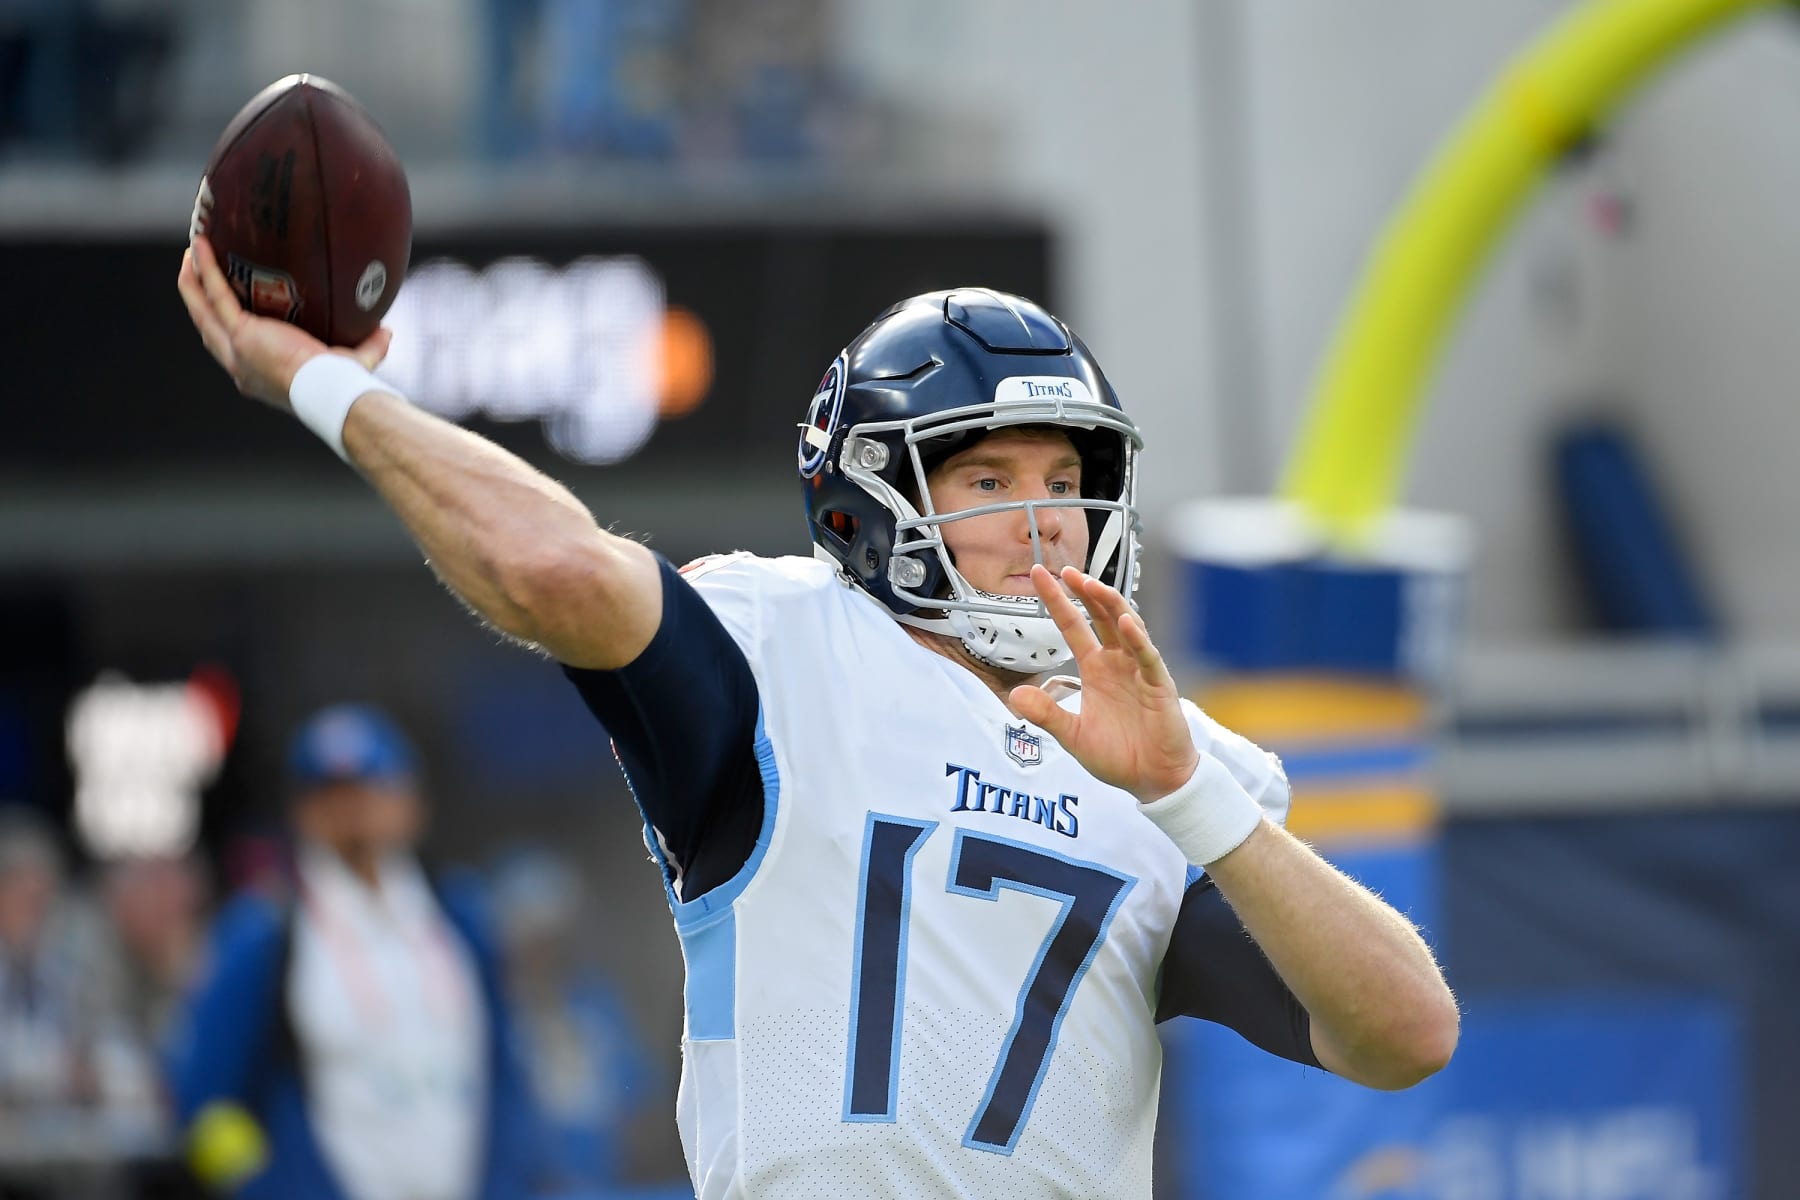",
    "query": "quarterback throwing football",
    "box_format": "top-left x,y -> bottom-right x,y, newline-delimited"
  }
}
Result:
180,238 -> 1457,1200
